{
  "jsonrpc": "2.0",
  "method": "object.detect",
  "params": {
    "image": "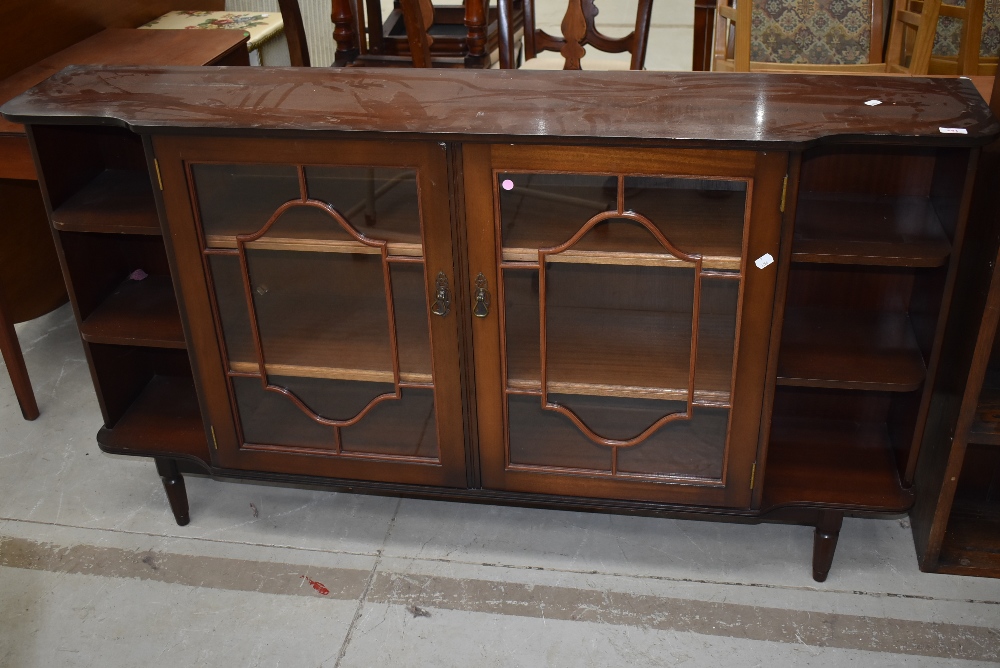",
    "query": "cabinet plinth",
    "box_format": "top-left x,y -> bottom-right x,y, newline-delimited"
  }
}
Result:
5,66 -> 998,581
